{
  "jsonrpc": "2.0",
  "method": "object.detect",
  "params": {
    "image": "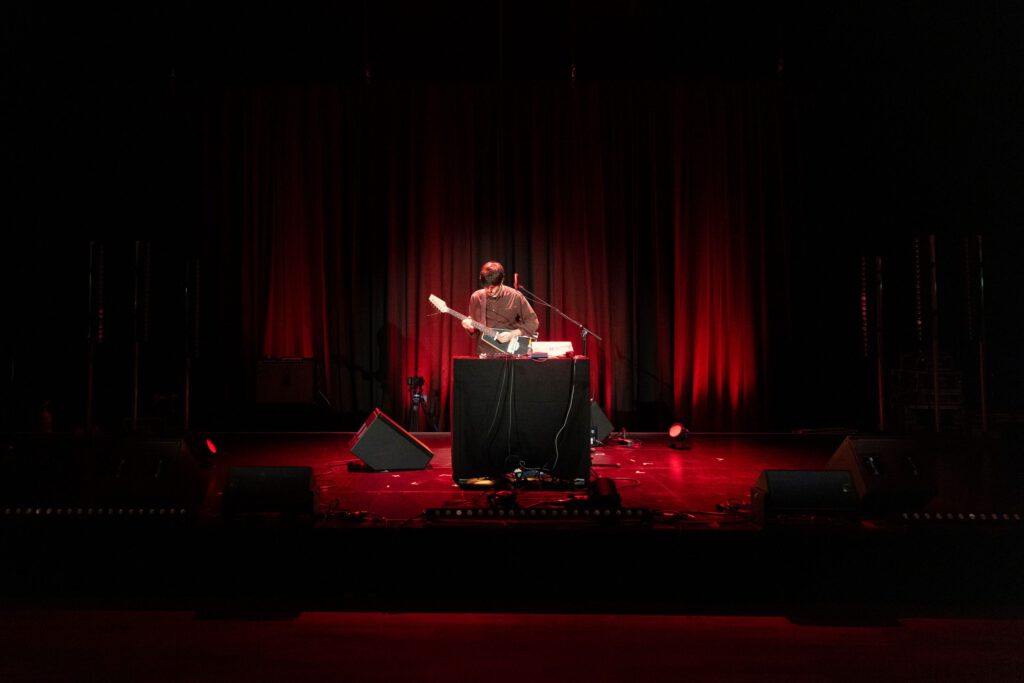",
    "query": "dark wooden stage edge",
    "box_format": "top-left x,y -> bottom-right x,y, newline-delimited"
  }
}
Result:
1,431 -> 1022,617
